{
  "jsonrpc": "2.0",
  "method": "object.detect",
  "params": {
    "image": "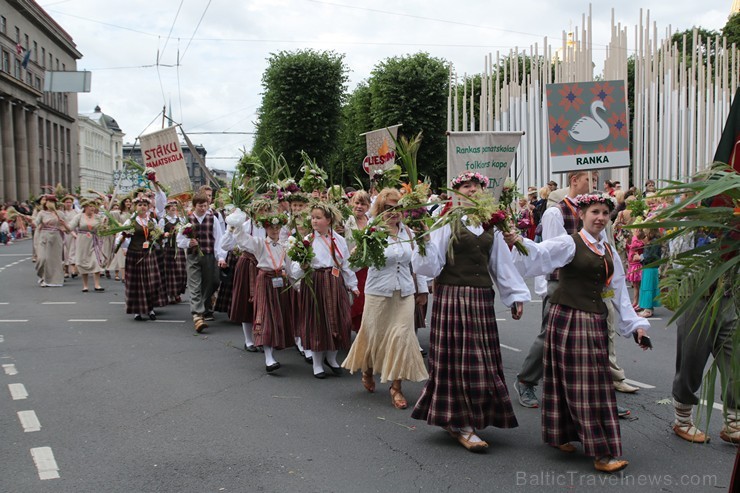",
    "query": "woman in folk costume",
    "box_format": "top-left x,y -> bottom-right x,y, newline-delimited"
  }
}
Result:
230,211 -> 294,372
343,190 -> 371,332
511,193 -> 650,473
59,195 -> 79,279
410,172 -> 530,452
224,199 -> 274,352
159,200 -> 187,304
118,197 -> 168,321
289,202 -> 358,379
342,188 -> 429,409
34,195 -> 70,287
107,197 -> 132,281
69,199 -> 107,292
